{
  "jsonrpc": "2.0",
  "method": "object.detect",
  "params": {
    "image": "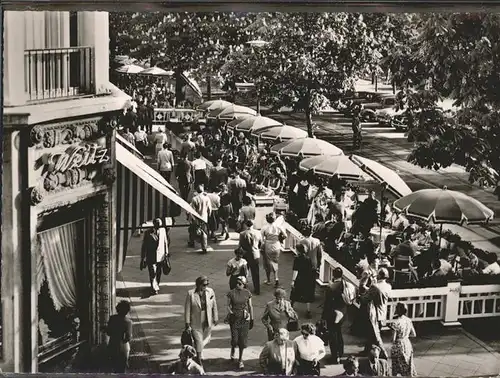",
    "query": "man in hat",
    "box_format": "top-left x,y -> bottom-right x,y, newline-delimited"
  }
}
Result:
184,276 -> 219,366
359,345 -> 389,376
140,218 -> 169,295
